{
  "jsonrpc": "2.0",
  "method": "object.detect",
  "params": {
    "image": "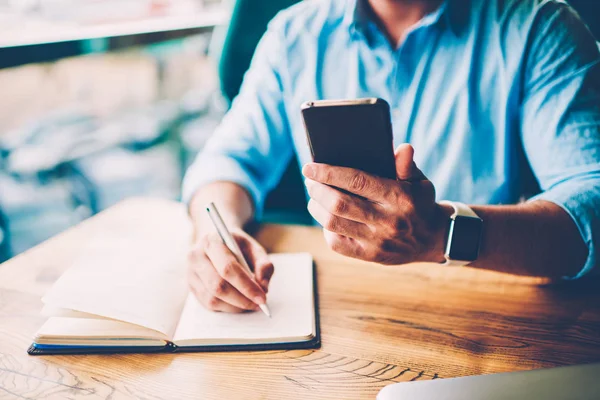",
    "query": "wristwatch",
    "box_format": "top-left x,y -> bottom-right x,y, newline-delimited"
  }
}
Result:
439,201 -> 483,267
